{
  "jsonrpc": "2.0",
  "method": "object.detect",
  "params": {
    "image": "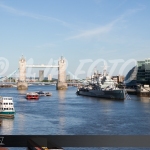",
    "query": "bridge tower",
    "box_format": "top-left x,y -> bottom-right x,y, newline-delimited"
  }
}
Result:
56,56 -> 68,90
17,56 -> 28,90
